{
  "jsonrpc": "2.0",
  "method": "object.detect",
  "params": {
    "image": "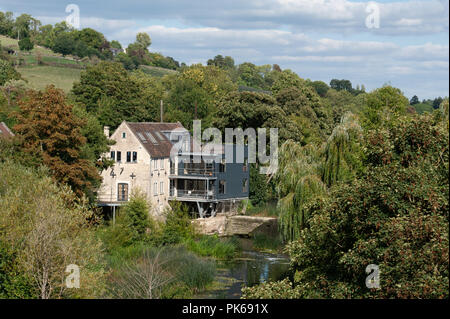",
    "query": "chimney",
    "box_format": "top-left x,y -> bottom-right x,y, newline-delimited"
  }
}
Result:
160,100 -> 164,123
104,126 -> 110,138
